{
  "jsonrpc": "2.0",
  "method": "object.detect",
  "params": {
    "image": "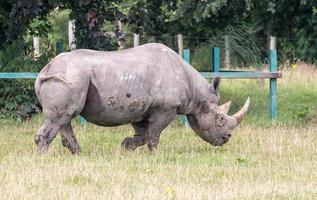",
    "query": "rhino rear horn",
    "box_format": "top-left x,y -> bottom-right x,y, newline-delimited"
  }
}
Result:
219,101 -> 231,114
232,97 -> 250,125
